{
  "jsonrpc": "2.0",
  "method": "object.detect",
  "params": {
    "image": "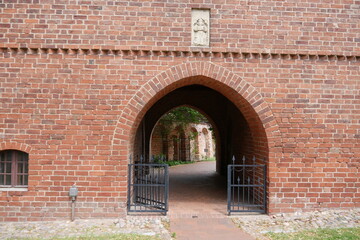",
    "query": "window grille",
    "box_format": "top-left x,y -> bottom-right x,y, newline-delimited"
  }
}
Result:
0,150 -> 29,187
